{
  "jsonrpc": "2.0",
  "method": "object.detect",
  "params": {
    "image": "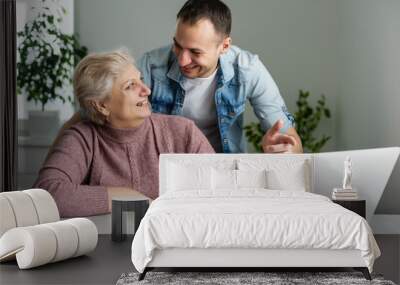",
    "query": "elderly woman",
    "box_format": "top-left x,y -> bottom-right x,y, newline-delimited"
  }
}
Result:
34,51 -> 214,217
